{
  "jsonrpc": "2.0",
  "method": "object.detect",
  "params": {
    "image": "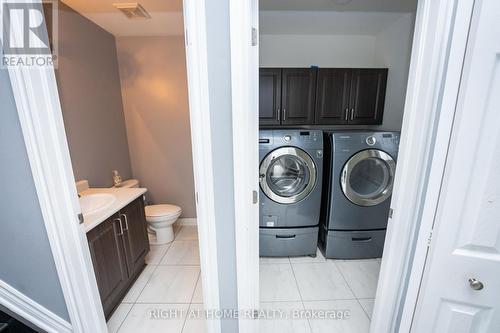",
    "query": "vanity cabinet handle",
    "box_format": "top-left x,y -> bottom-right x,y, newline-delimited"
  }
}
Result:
114,217 -> 124,236
350,108 -> 355,120
120,213 -> 129,231
344,108 -> 349,121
